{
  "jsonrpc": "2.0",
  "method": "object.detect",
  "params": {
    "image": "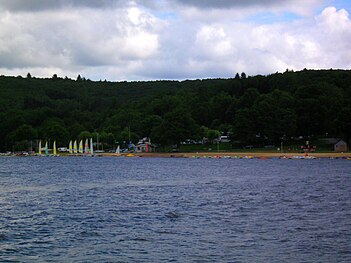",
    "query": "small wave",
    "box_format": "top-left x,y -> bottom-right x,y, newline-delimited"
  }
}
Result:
118,209 -> 132,213
78,231 -> 102,238
119,237 -> 149,242
0,233 -> 8,241
154,230 -> 177,235
131,237 -> 148,242
165,211 -> 180,219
